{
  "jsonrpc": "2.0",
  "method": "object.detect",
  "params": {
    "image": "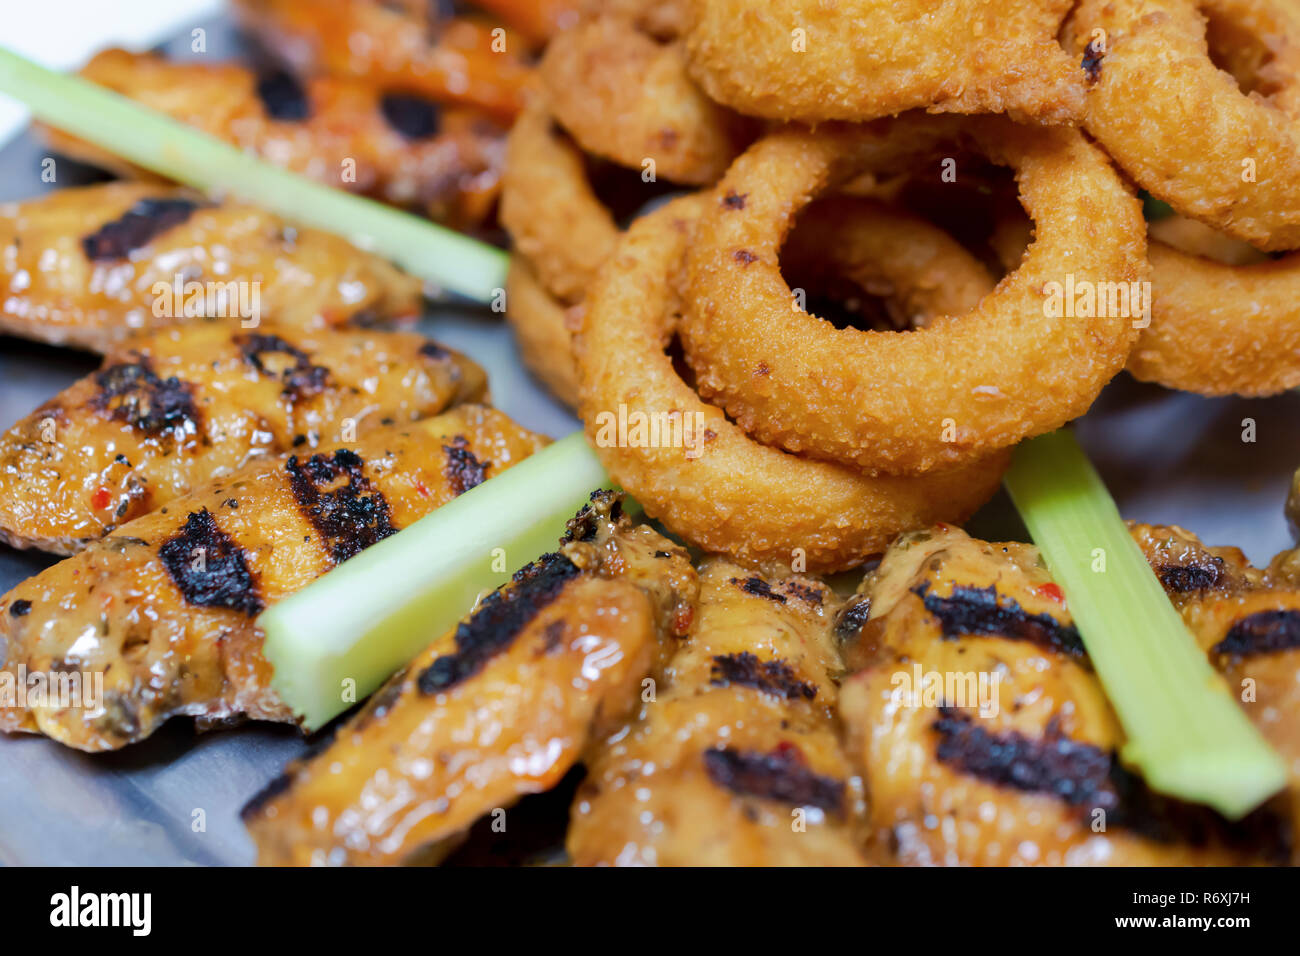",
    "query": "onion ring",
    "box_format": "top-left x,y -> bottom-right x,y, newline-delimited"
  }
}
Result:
681,0 -> 1084,124
506,255 -> 582,408
499,99 -> 621,304
1067,0 -> 1300,250
1127,242 -> 1300,396
994,204 -> 1300,398
679,117 -> 1147,477
539,15 -> 752,186
576,195 -> 1008,574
